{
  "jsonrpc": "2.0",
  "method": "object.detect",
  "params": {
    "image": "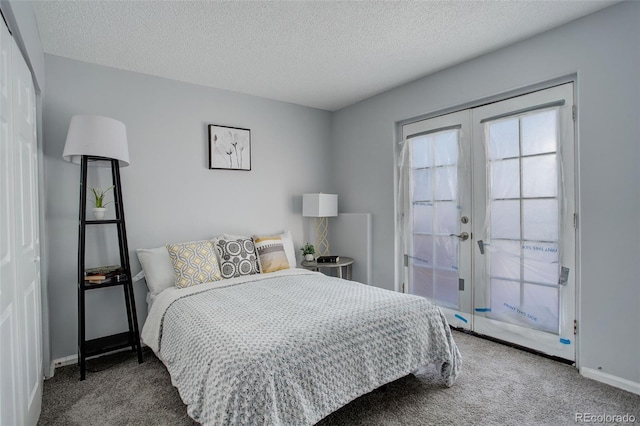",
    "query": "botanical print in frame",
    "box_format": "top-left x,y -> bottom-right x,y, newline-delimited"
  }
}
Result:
208,124 -> 251,171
